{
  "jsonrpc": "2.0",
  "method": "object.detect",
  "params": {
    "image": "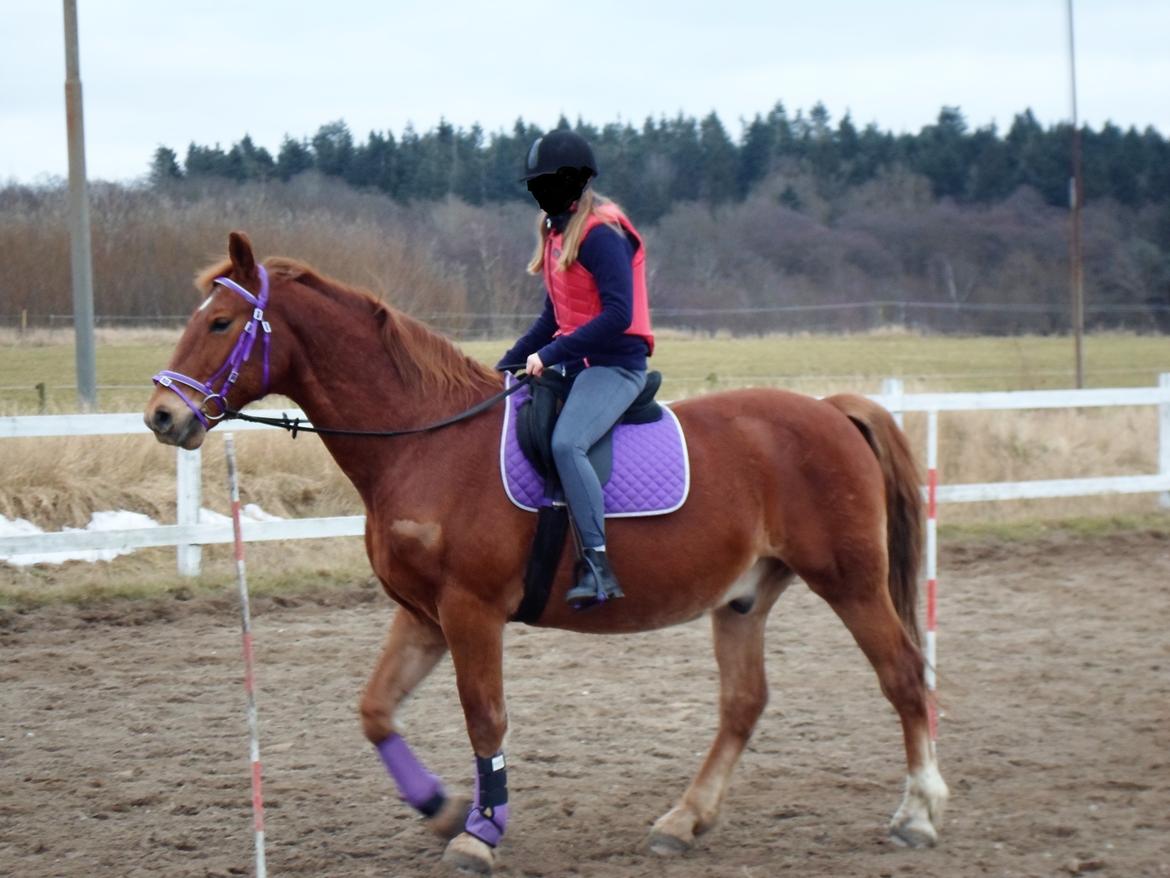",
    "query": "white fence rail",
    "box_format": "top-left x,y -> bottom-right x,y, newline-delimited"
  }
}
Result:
2,377 -> 1169,576
877,374 -> 1170,506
